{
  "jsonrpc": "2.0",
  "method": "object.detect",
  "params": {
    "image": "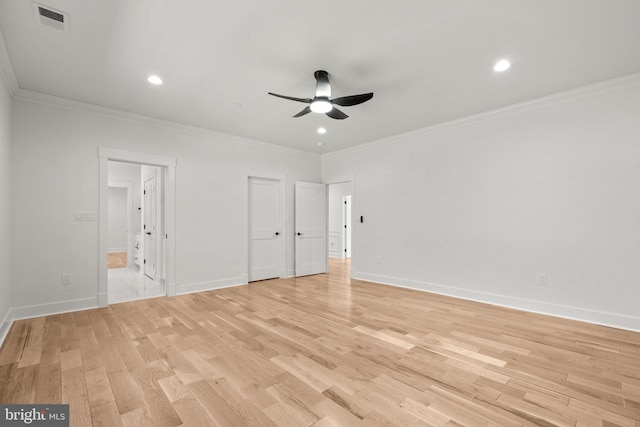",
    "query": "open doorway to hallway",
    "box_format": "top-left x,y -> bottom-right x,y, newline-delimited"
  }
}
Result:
327,181 -> 352,276
107,160 -> 165,304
